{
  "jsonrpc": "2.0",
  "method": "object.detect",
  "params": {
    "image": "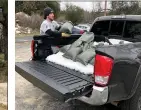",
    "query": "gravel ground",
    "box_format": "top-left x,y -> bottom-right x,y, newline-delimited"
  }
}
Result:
0,83 -> 7,110
0,83 -> 7,105
15,41 -> 120,110
0,107 -> 7,110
